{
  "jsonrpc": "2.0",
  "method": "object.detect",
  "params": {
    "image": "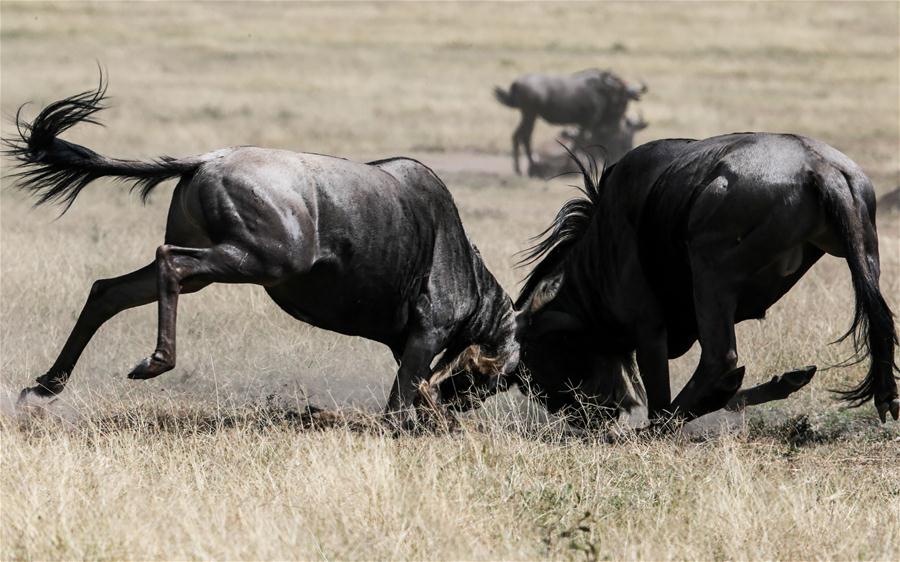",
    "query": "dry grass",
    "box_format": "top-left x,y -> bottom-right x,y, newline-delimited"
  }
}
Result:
1,2 -> 899,560
3,401 -> 899,561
